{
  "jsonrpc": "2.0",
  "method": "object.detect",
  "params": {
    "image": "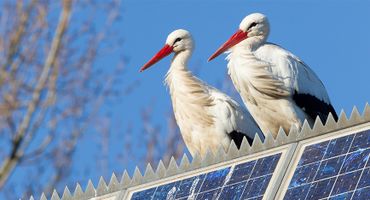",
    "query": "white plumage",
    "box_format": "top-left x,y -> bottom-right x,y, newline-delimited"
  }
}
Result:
140,29 -> 263,156
209,13 -> 337,137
